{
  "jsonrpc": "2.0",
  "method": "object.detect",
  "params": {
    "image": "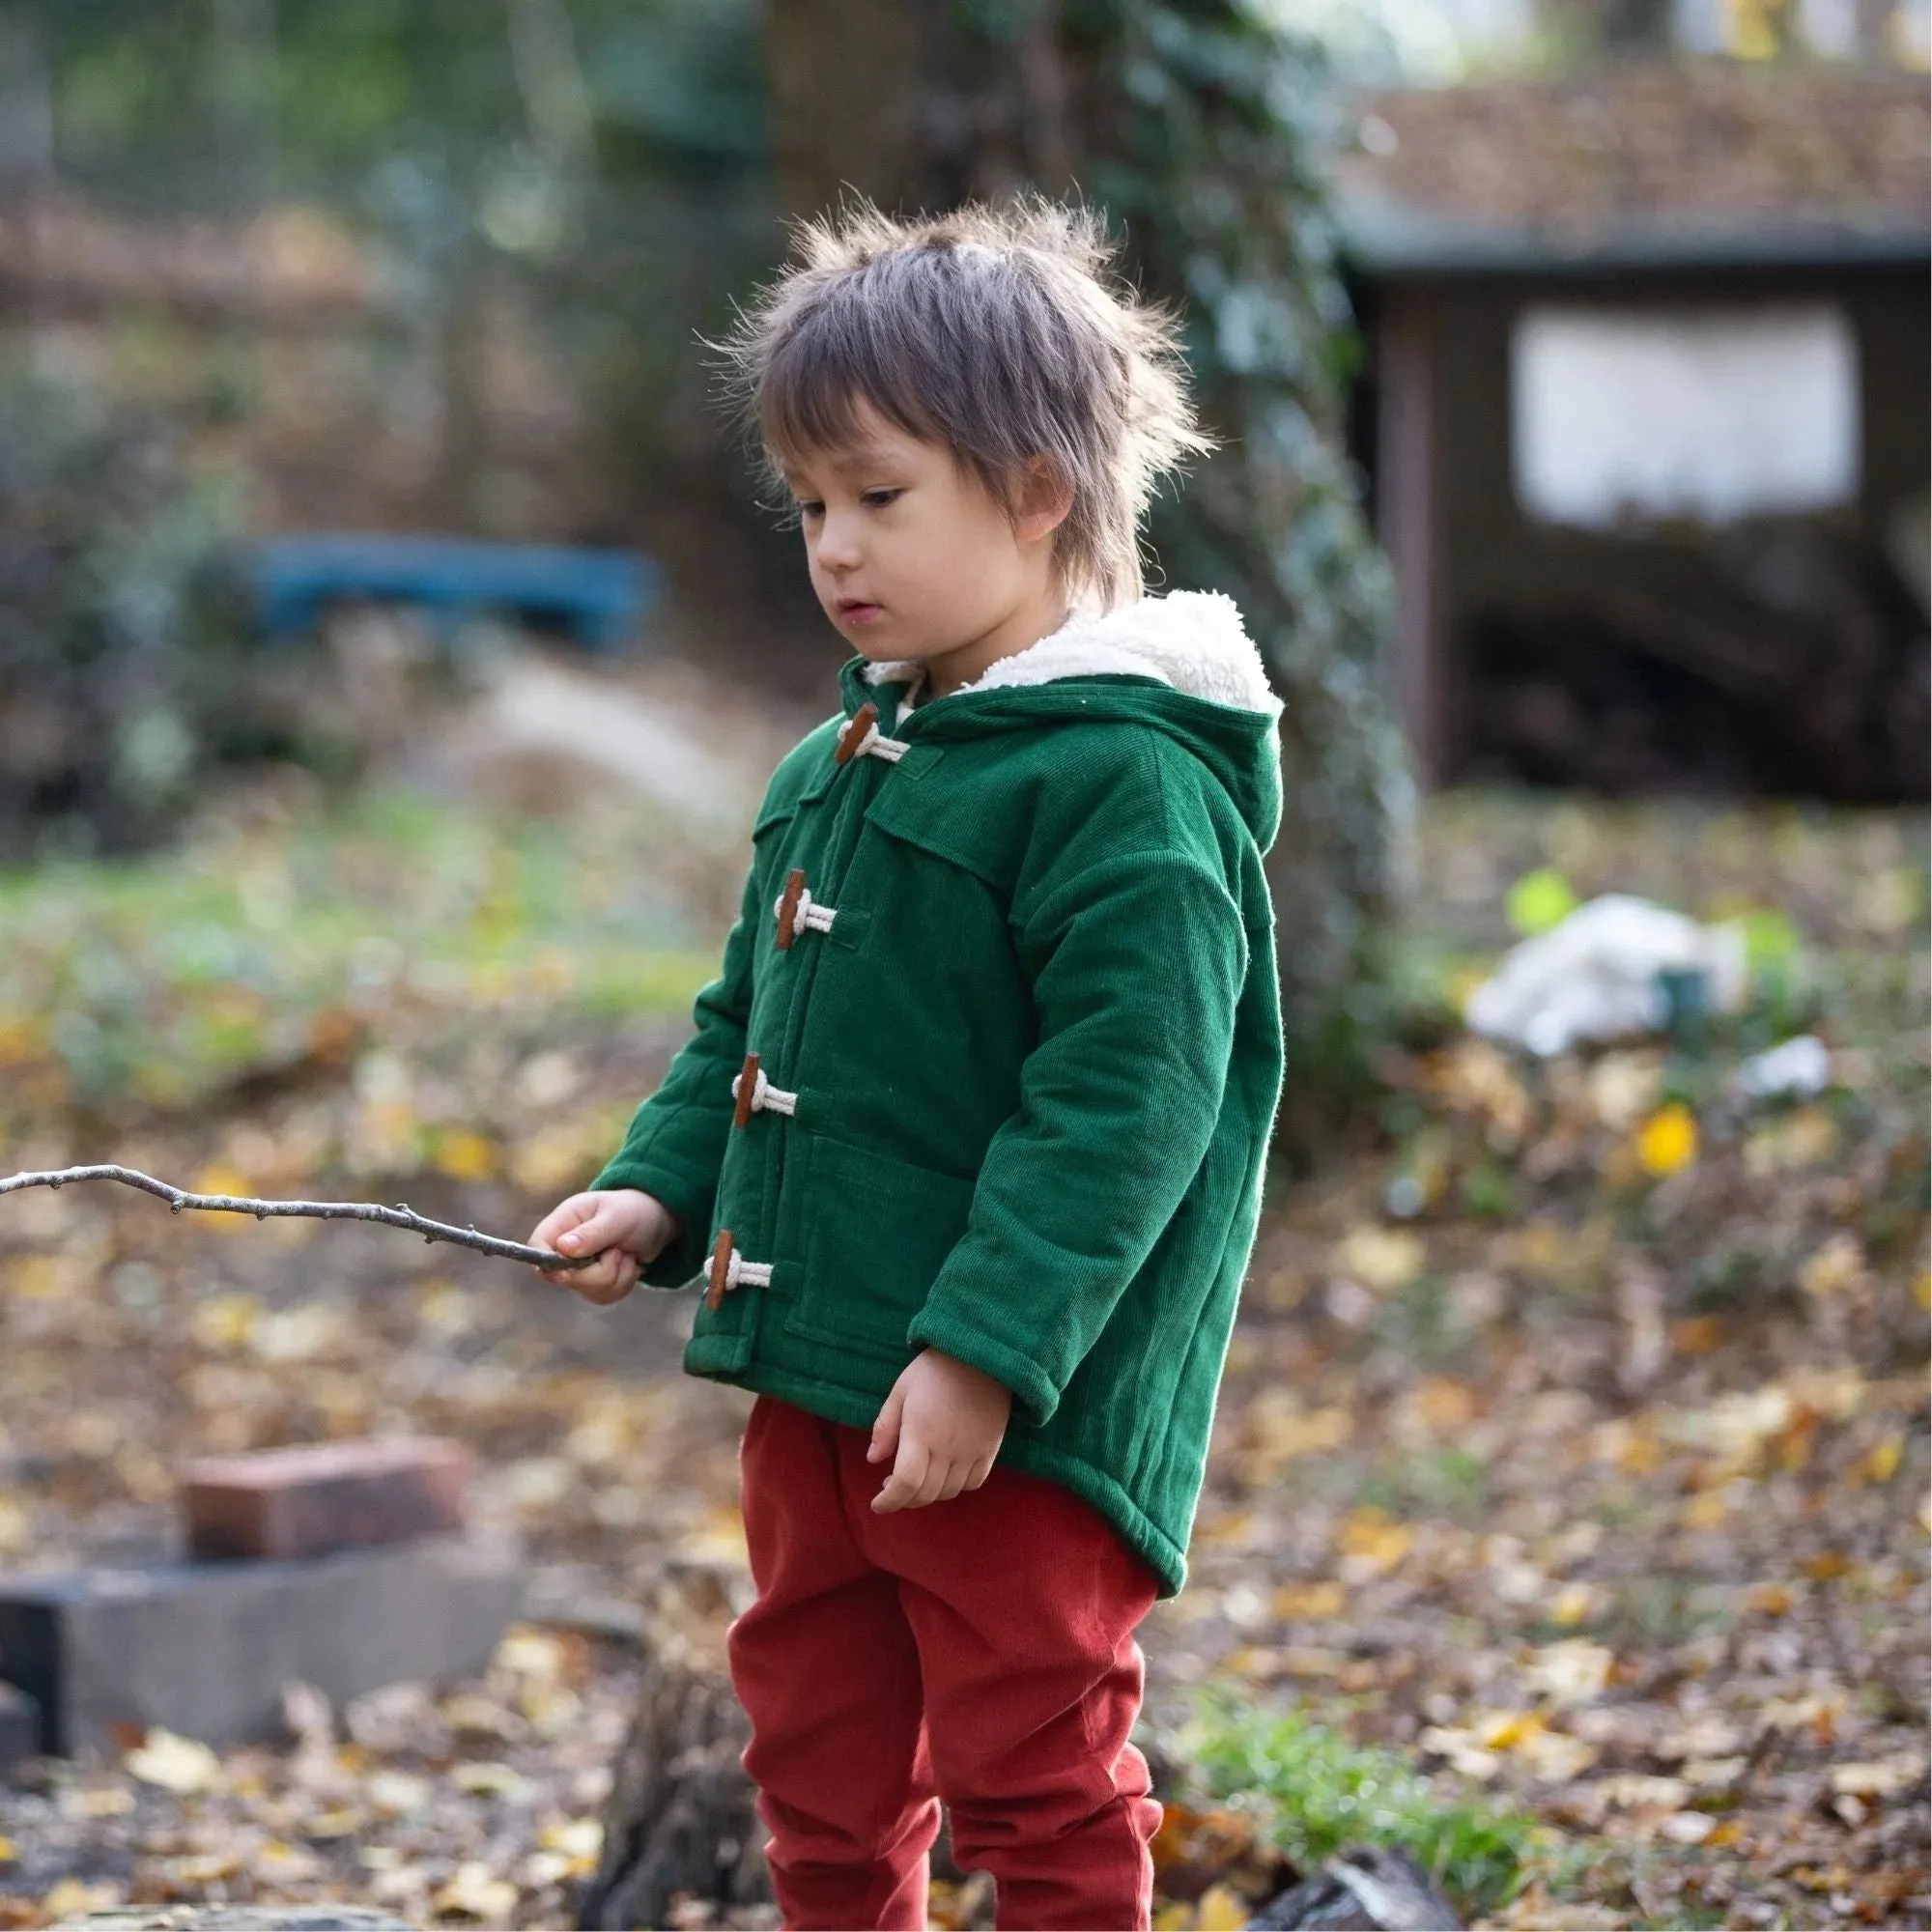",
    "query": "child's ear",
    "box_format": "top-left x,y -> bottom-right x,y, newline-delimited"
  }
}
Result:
1014,456 -> 1074,545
